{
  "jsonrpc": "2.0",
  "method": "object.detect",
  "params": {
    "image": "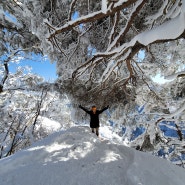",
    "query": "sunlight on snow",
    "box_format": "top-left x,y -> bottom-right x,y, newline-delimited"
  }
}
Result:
1,127 -> 185,185
63,141 -> 94,160
27,146 -> 45,151
44,141 -> 94,162
13,0 -> 22,5
45,143 -> 73,153
100,126 -> 122,143
99,151 -> 122,163
39,117 -> 61,131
